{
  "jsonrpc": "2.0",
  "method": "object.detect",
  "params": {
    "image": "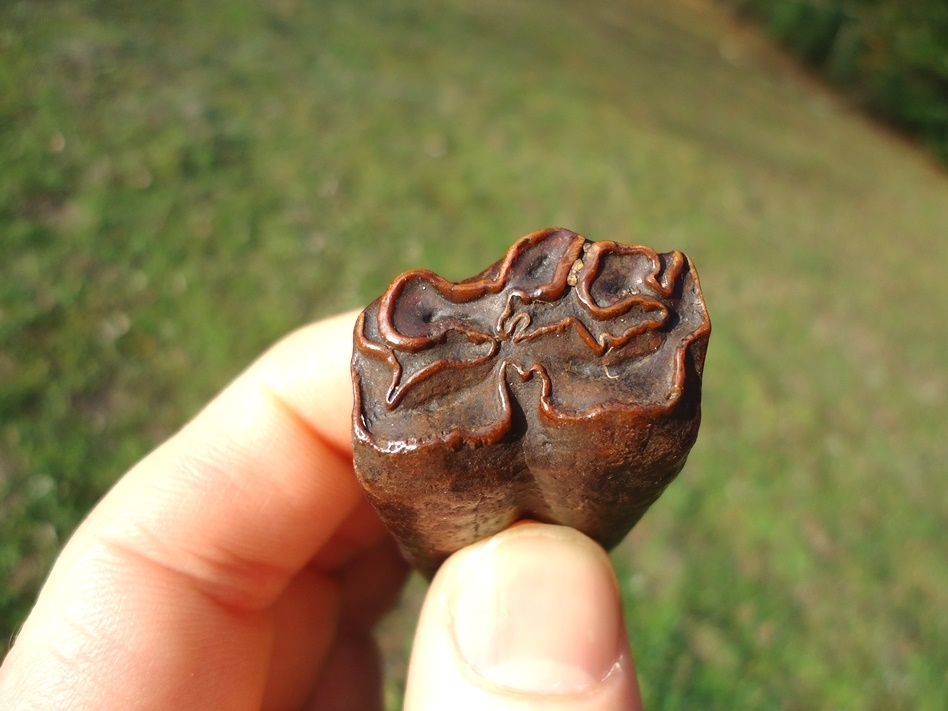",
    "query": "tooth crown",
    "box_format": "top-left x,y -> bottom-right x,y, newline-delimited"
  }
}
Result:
351,228 -> 711,577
